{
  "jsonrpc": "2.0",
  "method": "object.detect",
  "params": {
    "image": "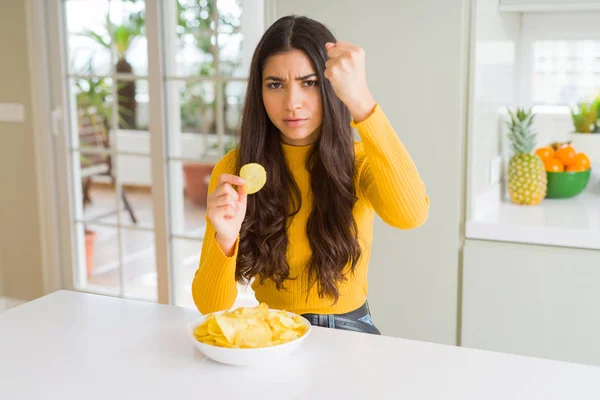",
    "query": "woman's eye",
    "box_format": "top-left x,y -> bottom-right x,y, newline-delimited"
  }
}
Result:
303,80 -> 319,87
267,82 -> 282,89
